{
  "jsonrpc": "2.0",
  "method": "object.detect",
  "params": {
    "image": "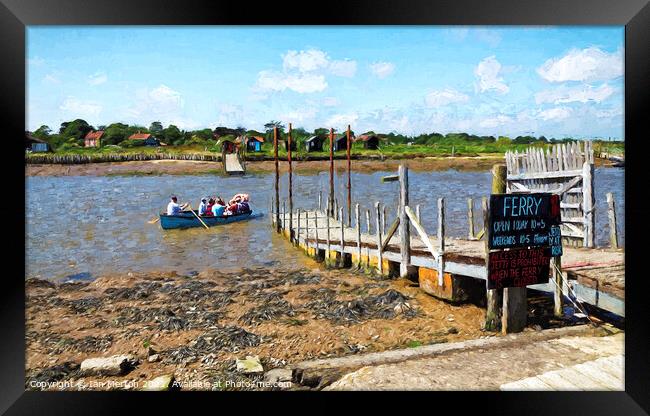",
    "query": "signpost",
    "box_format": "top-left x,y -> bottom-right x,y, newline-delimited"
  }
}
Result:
487,193 -> 562,290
